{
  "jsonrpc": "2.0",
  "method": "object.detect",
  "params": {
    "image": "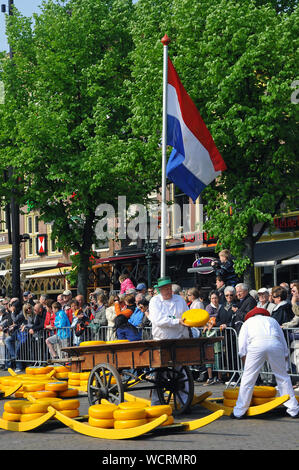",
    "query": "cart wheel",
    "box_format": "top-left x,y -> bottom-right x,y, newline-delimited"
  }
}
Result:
155,366 -> 194,415
87,363 -> 124,406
